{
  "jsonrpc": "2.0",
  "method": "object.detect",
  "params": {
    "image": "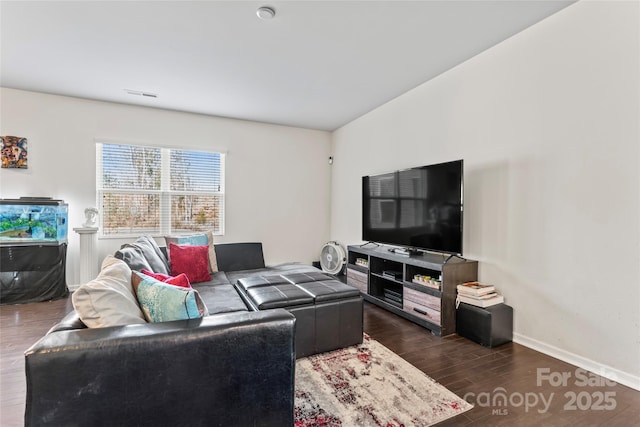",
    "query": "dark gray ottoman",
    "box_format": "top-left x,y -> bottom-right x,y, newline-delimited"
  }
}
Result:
456,302 -> 513,348
293,279 -> 363,355
236,272 -> 363,358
